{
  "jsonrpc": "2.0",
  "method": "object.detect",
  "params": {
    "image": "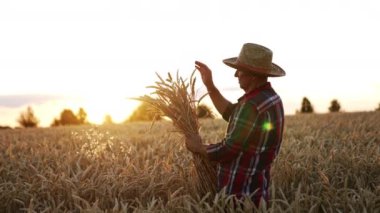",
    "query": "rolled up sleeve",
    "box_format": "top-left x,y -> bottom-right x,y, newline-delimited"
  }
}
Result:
207,102 -> 258,162
222,103 -> 238,121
